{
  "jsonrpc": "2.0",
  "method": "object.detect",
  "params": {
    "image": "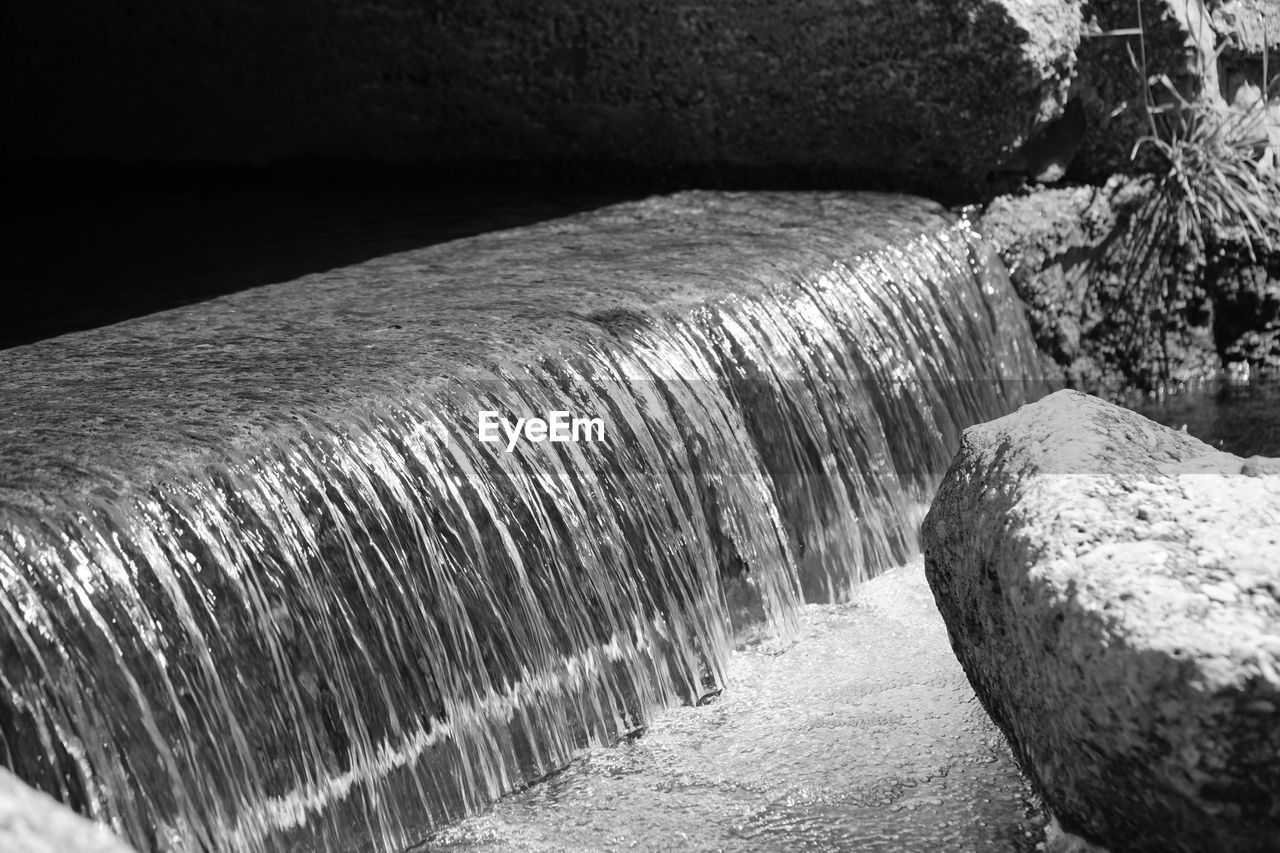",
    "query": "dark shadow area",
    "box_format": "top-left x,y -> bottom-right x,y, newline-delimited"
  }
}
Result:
4,156 -> 973,351
3,163 -> 642,349
1,0 -> 1063,350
